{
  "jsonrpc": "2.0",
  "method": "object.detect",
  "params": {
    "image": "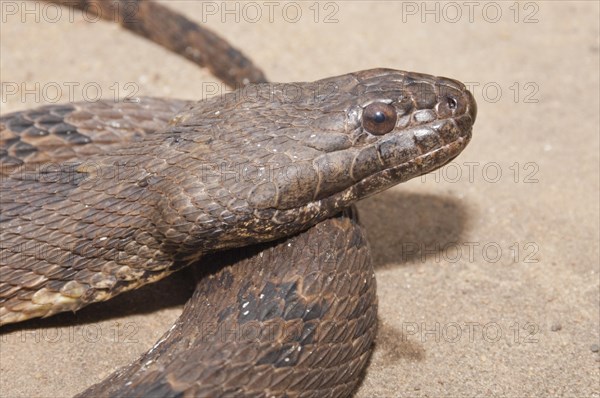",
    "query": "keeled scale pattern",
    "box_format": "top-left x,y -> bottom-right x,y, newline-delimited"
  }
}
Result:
79,210 -> 377,397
